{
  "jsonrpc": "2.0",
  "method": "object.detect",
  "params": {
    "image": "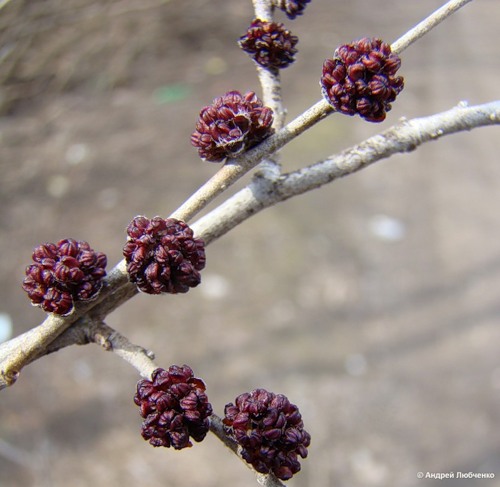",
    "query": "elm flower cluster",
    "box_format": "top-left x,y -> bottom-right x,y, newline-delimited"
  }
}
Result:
123,216 -> 205,295
22,238 -> 107,315
134,366 -> 213,449
239,19 -> 298,70
191,91 -> 274,162
320,37 -> 404,122
275,0 -> 311,19
224,388 -> 311,480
